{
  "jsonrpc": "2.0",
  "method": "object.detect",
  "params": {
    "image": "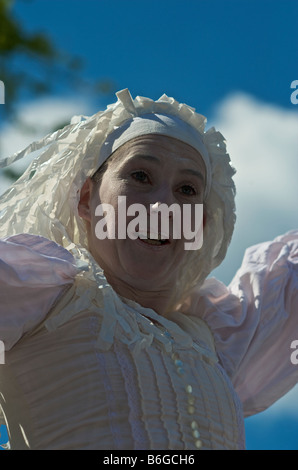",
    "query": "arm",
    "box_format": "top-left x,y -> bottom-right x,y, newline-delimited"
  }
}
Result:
182,230 -> 298,416
0,234 -> 77,350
